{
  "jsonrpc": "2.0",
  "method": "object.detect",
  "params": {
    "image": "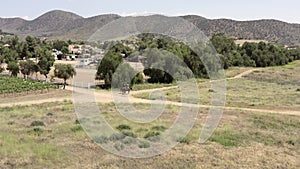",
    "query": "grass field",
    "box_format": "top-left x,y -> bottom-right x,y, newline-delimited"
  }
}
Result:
0,102 -> 299,168
0,61 -> 299,168
134,61 -> 300,111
